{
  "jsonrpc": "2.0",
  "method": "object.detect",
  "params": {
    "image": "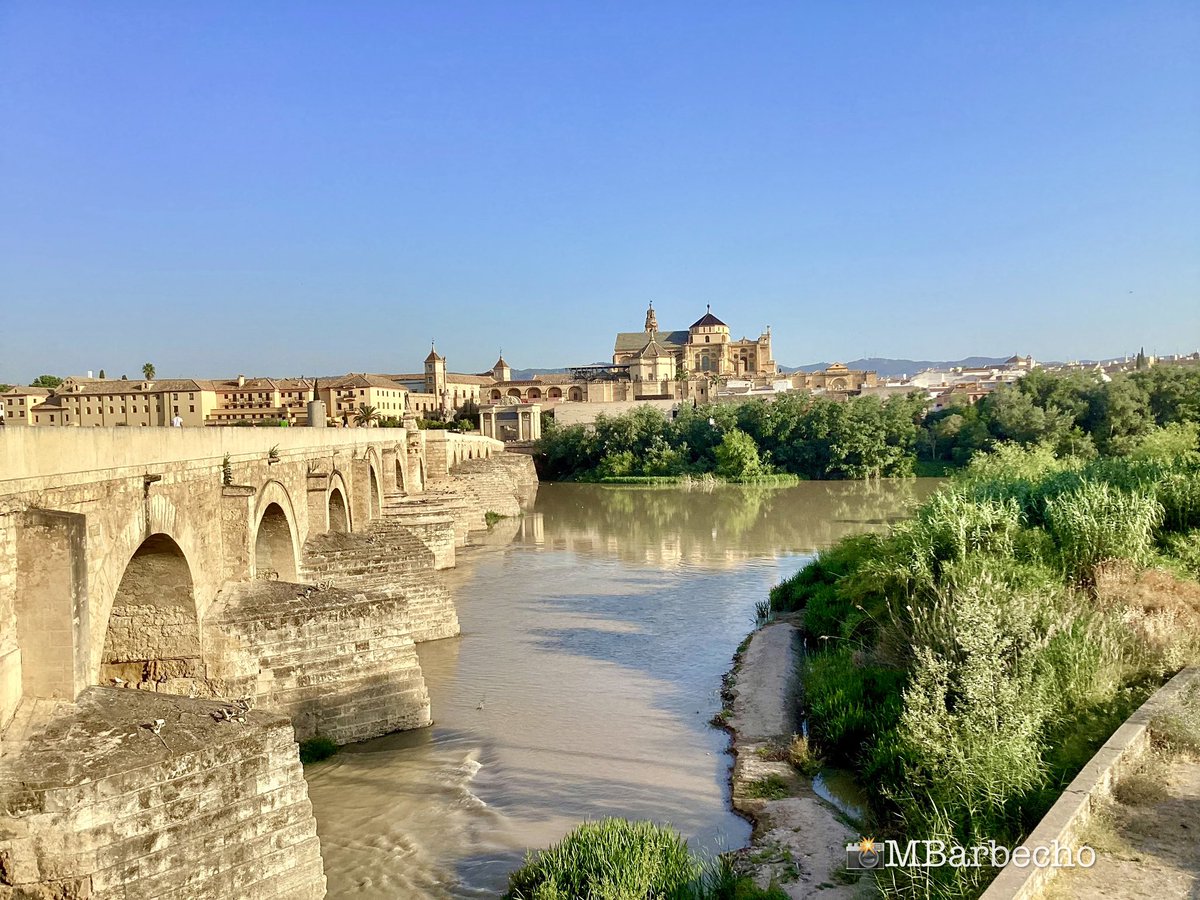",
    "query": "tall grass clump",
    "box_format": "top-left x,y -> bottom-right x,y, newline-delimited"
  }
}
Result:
504,819 -> 698,900
1044,482 -> 1162,584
